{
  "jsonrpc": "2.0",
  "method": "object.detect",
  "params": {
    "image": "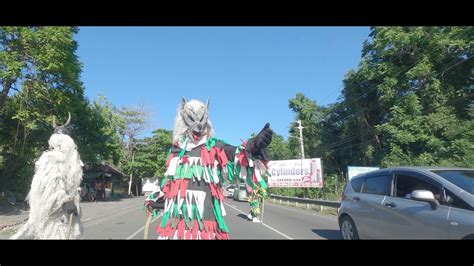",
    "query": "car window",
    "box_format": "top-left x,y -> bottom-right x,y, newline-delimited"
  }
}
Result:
442,189 -> 472,211
361,175 -> 392,196
395,174 -> 441,200
351,177 -> 364,193
430,170 -> 474,195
